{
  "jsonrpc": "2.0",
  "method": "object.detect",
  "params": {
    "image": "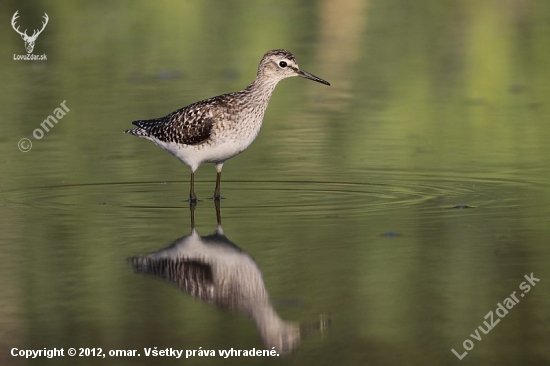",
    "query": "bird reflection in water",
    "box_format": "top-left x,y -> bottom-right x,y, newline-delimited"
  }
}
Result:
129,202 -> 326,356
